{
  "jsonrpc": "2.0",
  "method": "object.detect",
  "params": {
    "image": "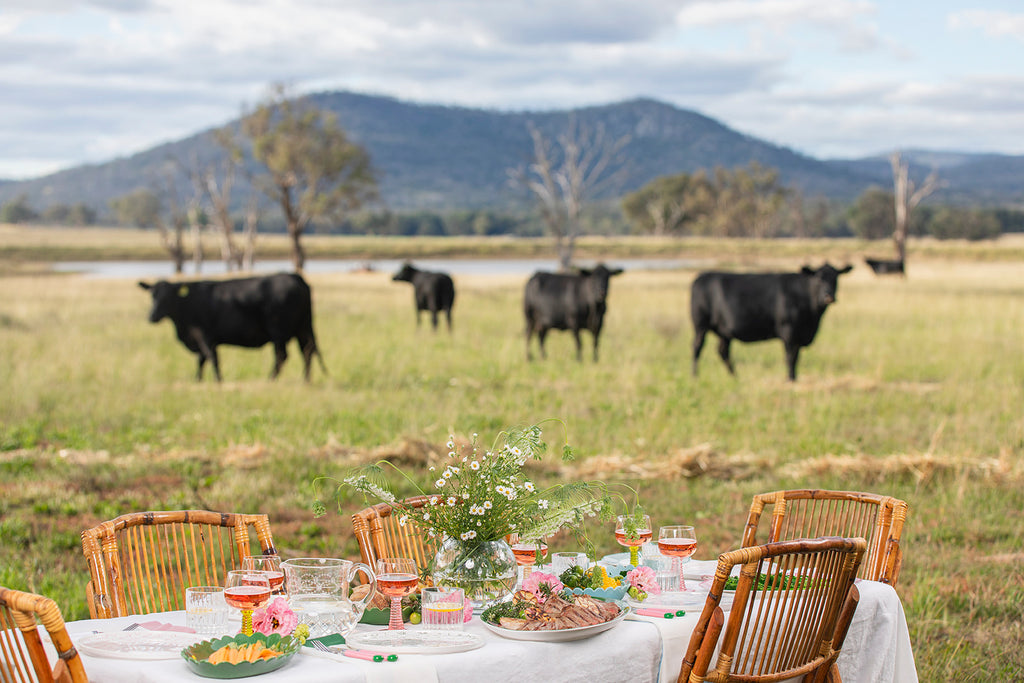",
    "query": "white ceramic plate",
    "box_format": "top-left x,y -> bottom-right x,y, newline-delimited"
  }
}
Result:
344,629 -> 485,654
77,631 -> 203,660
482,604 -> 630,642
